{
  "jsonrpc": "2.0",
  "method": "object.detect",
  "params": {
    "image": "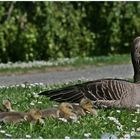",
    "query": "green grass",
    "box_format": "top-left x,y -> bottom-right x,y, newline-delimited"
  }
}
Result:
71,54 -> 131,67
0,54 -> 131,75
0,81 -> 139,139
